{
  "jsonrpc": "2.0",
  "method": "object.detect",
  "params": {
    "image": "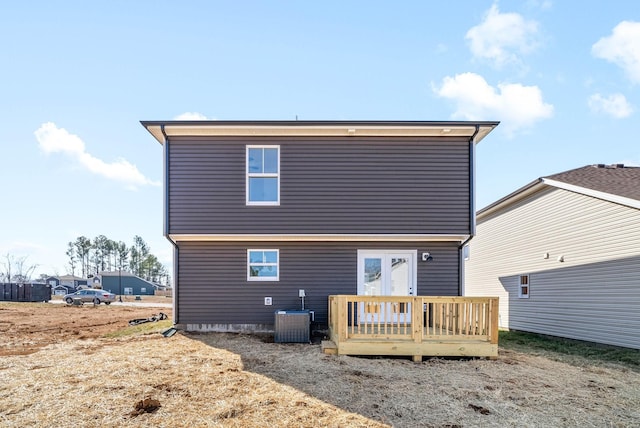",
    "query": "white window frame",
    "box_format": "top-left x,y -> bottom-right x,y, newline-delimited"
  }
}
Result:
463,245 -> 470,260
357,250 -> 417,296
247,249 -> 280,281
519,275 -> 530,299
124,287 -> 133,295
246,145 -> 280,206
